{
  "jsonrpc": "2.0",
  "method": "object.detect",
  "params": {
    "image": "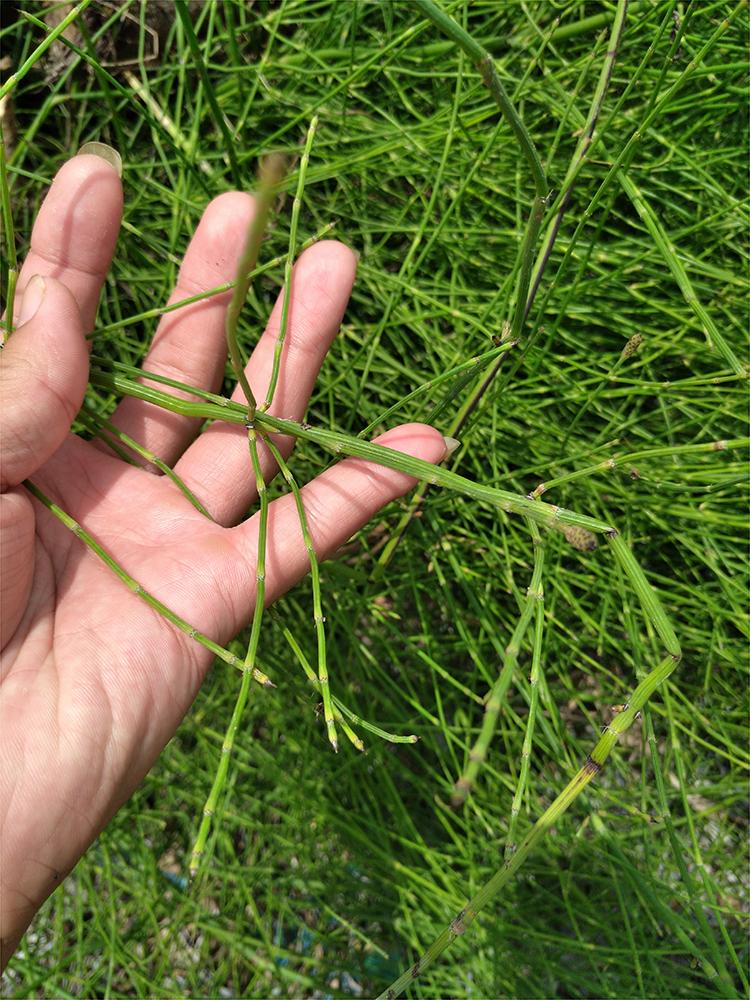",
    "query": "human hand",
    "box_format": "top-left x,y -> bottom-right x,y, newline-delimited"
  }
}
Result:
0,150 -> 446,964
